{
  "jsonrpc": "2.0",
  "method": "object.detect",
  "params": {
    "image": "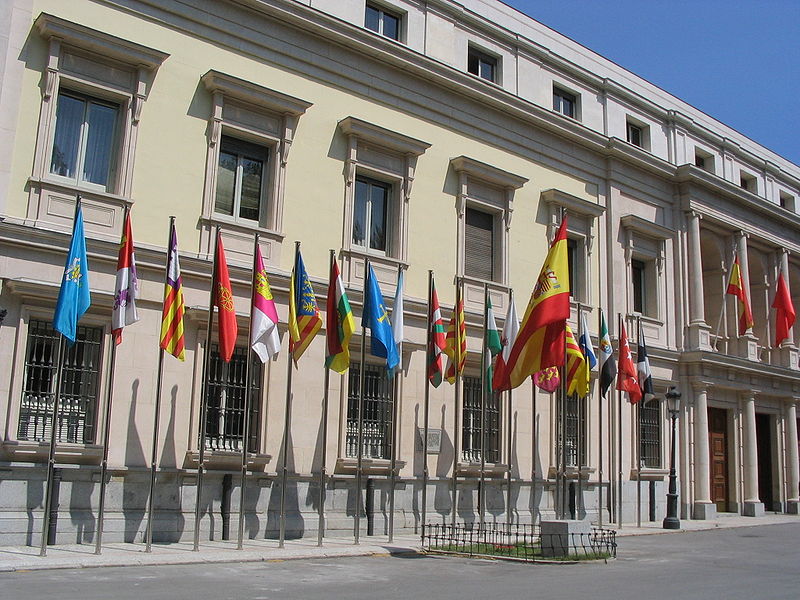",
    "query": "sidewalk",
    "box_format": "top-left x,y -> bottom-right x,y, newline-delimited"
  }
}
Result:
1,513 -> 798,572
